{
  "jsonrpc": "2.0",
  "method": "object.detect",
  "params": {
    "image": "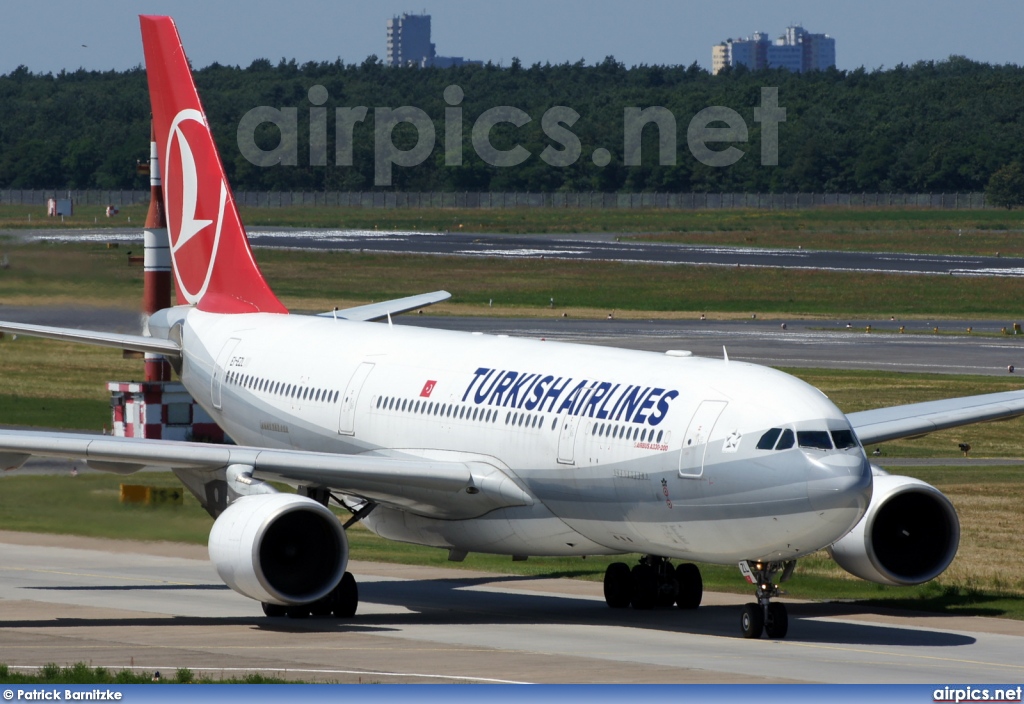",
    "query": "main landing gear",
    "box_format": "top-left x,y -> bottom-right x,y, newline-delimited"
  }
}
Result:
603,556 -> 703,610
738,559 -> 795,639
262,573 -> 358,619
